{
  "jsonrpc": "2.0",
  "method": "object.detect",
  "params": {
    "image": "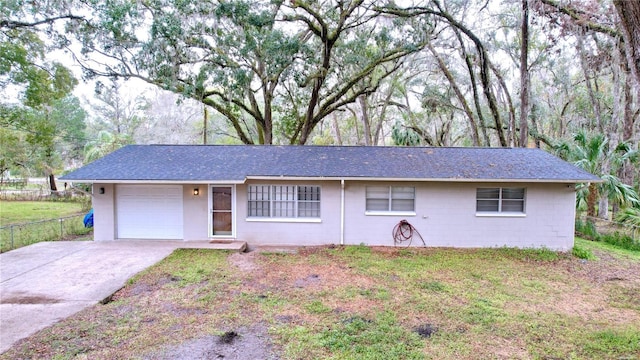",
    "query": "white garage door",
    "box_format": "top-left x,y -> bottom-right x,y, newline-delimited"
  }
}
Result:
116,185 -> 184,239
